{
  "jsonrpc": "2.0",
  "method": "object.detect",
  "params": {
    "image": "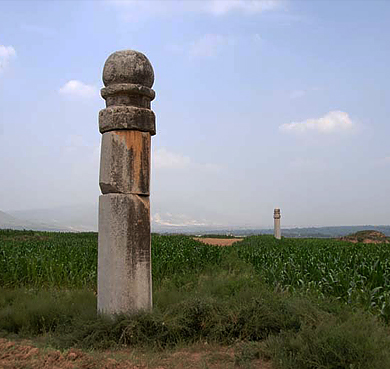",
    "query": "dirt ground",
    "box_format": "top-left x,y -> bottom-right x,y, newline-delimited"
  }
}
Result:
340,230 -> 390,244
193,238 -> 243,246
0,339 -> 273,369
